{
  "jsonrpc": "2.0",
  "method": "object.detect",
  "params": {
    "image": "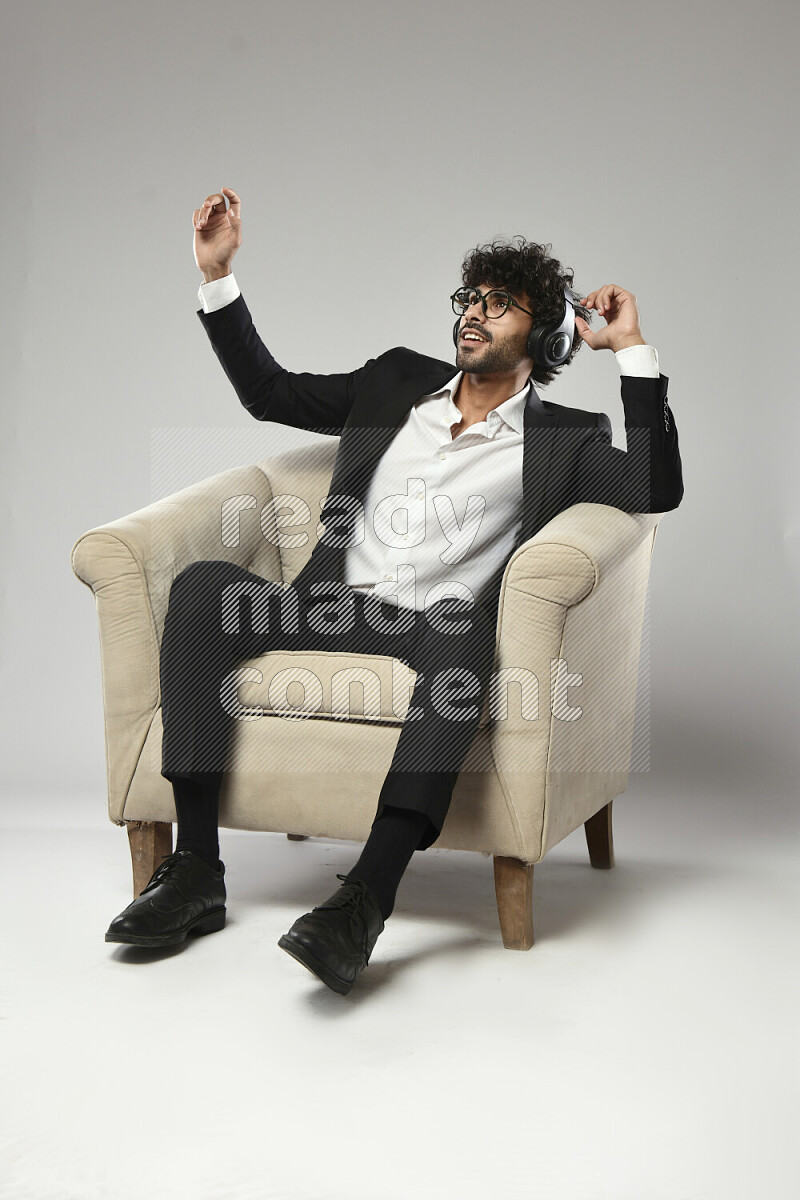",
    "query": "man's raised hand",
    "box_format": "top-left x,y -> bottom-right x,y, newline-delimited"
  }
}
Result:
193,187 -> 243,283
575,284 -> 646,353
